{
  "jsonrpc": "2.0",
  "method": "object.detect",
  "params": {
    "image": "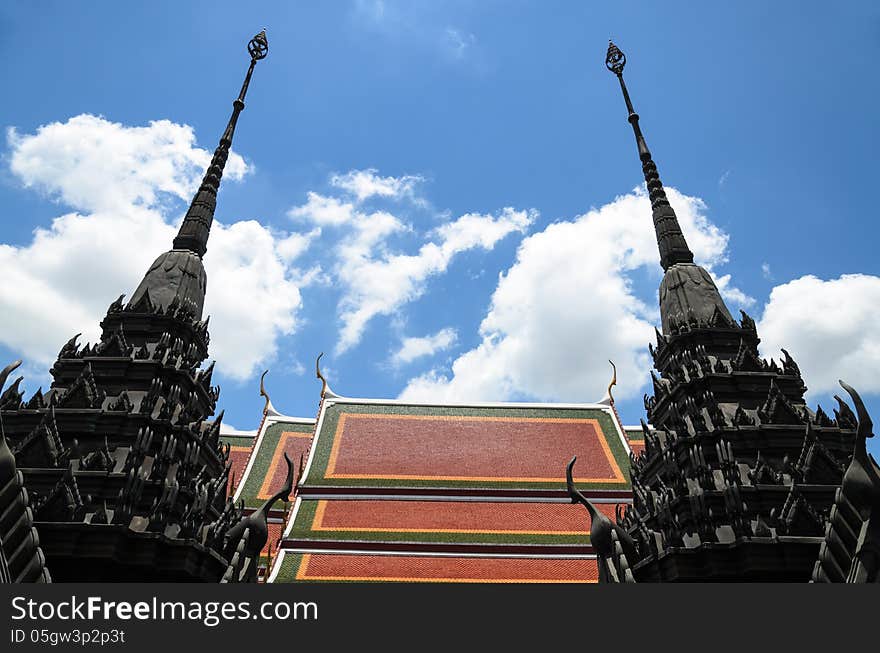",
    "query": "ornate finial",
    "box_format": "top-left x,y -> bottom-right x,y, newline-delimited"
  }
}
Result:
248,29 -> 268,60
607,360 -> 617,405
316,353 -> 328,399
605,39 -> 695,272
598,359 -> 617,406
605,40 -> 626,75
259,369 -> 272,415
172,30 -> 269,258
